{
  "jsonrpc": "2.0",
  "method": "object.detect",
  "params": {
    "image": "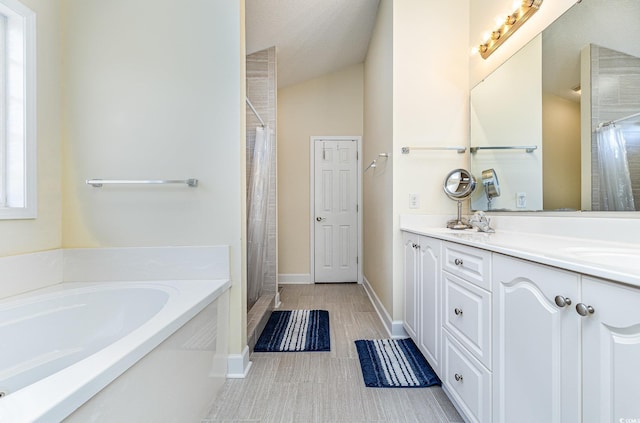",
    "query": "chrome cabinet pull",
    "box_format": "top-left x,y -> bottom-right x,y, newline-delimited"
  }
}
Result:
454,308 -> 463,316
316,216 -> 325,222
576,303 -> 595,316
554,296 -> 572,308
454,373 -> 464,382
454,258 -> 464,266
